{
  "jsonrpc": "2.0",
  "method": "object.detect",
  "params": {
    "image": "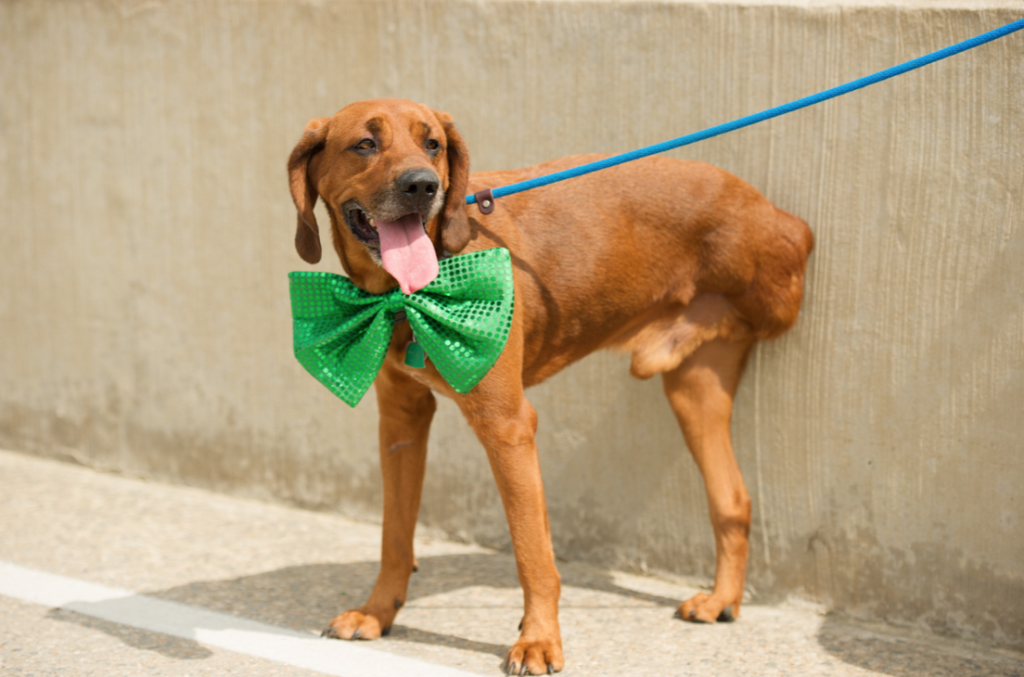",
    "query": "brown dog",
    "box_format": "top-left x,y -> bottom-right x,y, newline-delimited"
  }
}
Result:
287,98 -> 813,674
